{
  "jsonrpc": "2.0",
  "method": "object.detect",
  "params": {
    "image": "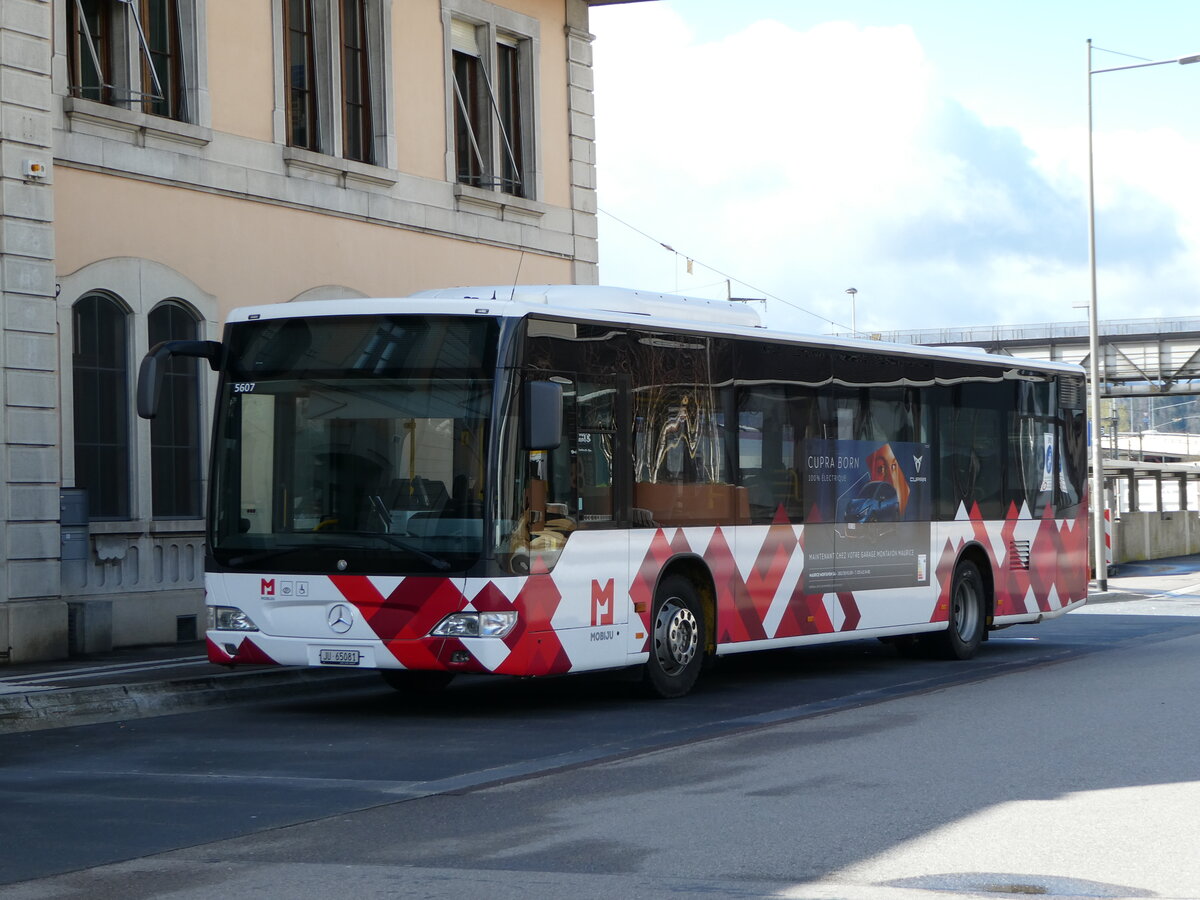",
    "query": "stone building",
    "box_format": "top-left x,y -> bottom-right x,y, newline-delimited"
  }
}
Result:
0,0 -> 635,662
